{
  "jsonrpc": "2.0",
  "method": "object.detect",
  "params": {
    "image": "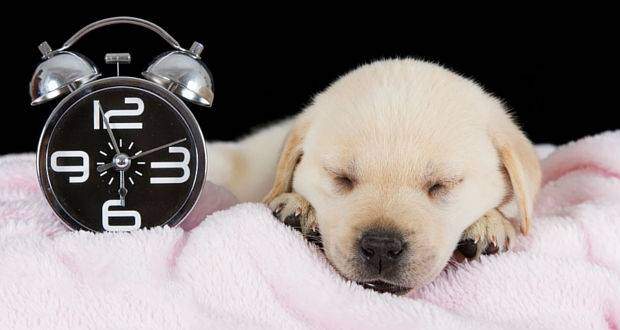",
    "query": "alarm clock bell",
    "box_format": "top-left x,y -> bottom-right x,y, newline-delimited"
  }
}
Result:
29,16 -> 214,108
29,46 -> 101,106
